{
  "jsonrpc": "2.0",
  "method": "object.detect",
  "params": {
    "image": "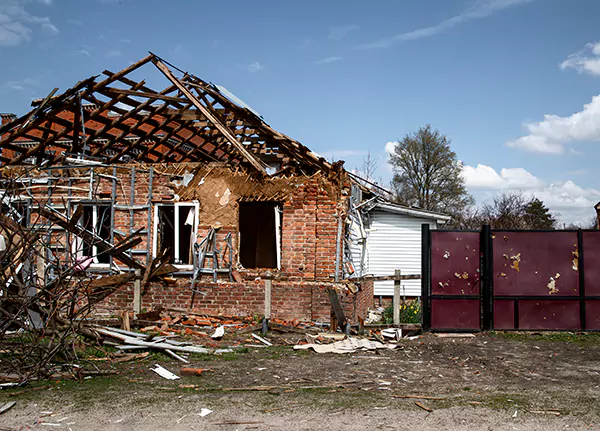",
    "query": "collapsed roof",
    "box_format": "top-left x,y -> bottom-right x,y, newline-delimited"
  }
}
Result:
0,53 -> 335,175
